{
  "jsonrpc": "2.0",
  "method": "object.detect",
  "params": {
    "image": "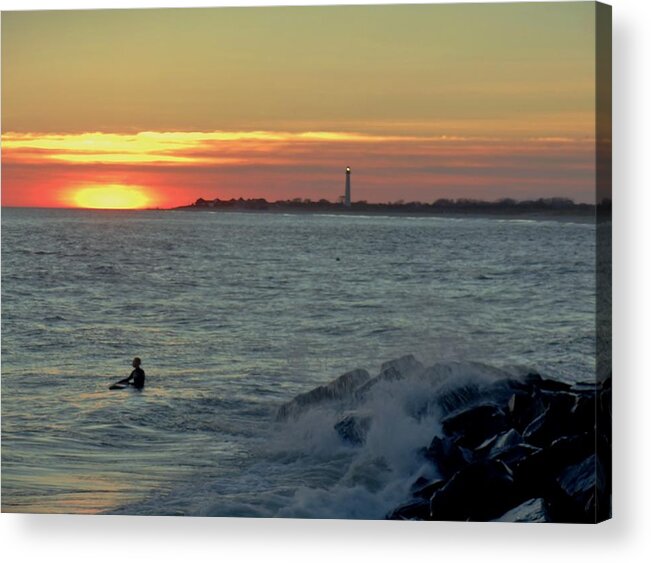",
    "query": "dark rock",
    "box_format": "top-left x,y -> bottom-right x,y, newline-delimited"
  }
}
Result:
429,460 -> 519,521
493,377 -> 533,393
524,372 -> 543,385
521,410 -> 552,446
492,498 -> 551,523
539,390 -> 576,411
535,378 -> 572,392
595,433 -> 612,521
596,446 -> 611,520
334,414 -> 371,446
598,385 -> 612,427
482,429 -> 523,458
276,368 -> 370,420
409,475 -> 431,492
387,498 -> 430,520
571,393 -> 597,433
380,354 -> 424,377
435,382 -> 483,416
571,381 -> 600,393
557,454 -> 607,522
354,355 -> 423,399
474,434 -> 500,457
513,433 -> 596,498
411,478 -> 446,500
522,399 -> 574,447
423,436 -> 472,478
441,403 -> 508,448
507,391 -> 546,432
484,378 -> 532,405
385,368 -> 609,523
492,443 -> 541,470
